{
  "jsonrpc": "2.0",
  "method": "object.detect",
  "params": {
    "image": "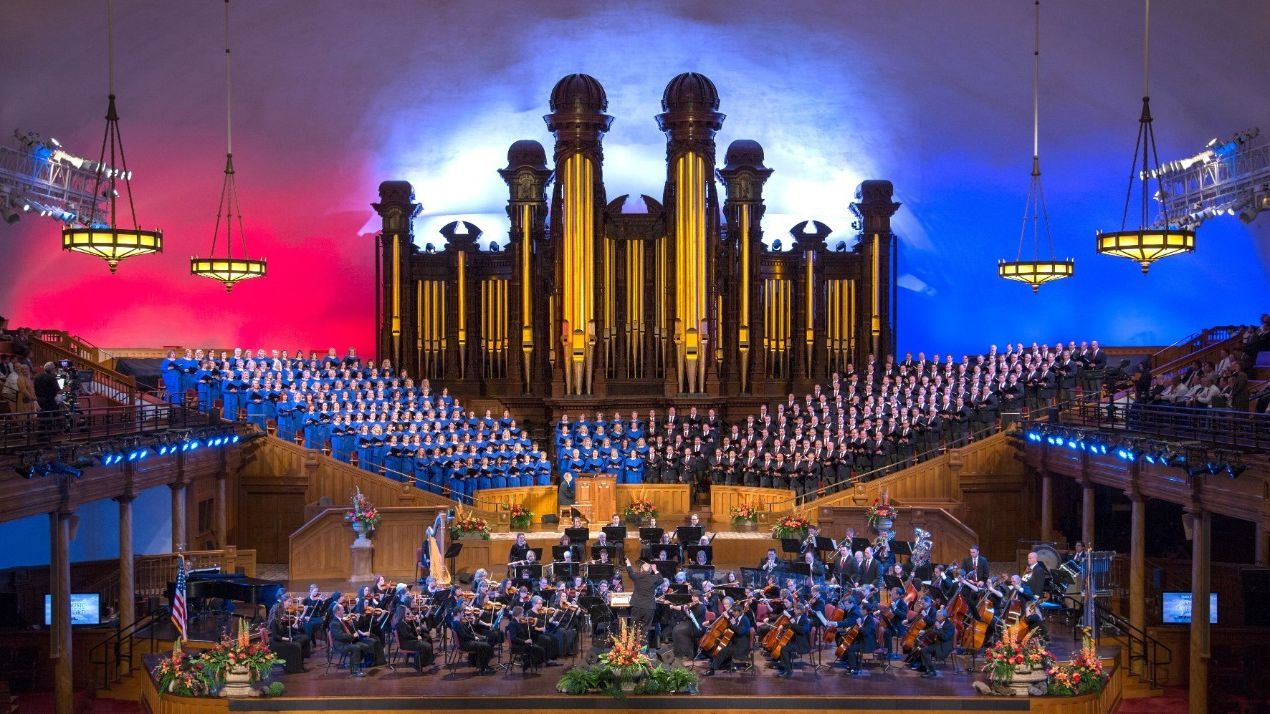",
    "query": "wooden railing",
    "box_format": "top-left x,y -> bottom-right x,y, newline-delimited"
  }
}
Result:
709,486 -> 794,525
135,547 -> 257,598
29,334 -> 140,405
1150,323 -> 1246,381
289,506 -> 443,582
